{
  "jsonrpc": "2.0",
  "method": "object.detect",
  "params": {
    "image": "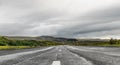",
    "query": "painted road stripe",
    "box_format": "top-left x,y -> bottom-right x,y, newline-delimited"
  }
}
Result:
52,61 -> 61,65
